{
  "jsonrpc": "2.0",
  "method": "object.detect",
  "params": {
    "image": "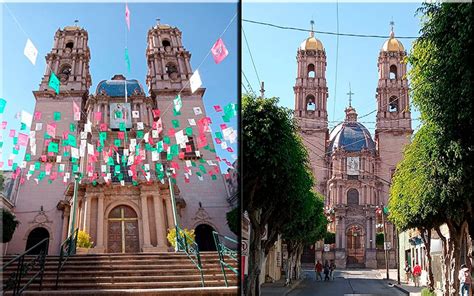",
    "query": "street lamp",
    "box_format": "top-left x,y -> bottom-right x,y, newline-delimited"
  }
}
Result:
166,168 -> 180,251
68,172 -> 81,237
